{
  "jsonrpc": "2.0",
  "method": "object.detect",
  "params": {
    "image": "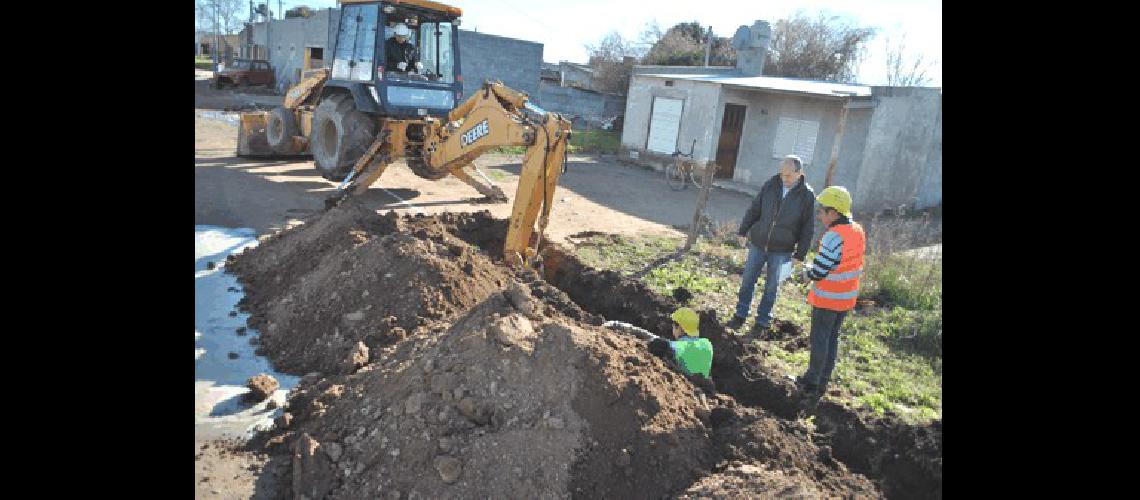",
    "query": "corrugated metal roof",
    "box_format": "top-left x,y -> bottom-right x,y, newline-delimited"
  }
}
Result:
638,73 -> 872,98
